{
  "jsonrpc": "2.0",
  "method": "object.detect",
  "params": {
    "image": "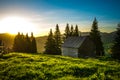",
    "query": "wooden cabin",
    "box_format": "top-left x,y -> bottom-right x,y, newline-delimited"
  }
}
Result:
62,36 -> 96,58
